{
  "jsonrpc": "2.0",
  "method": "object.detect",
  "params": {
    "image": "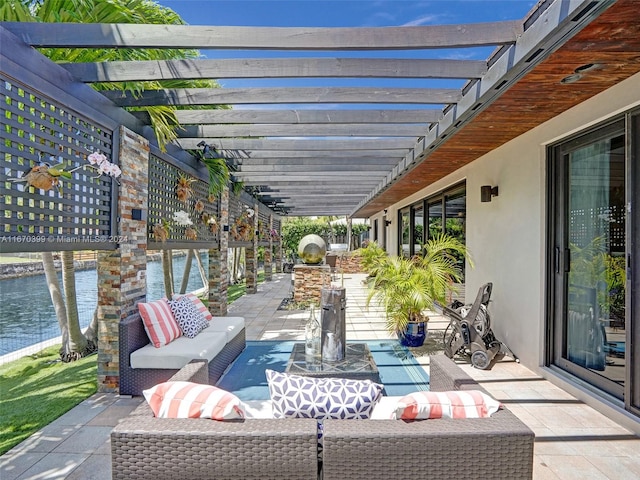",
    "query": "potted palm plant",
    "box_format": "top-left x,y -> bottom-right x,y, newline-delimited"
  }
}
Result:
365,233 -> 471,347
